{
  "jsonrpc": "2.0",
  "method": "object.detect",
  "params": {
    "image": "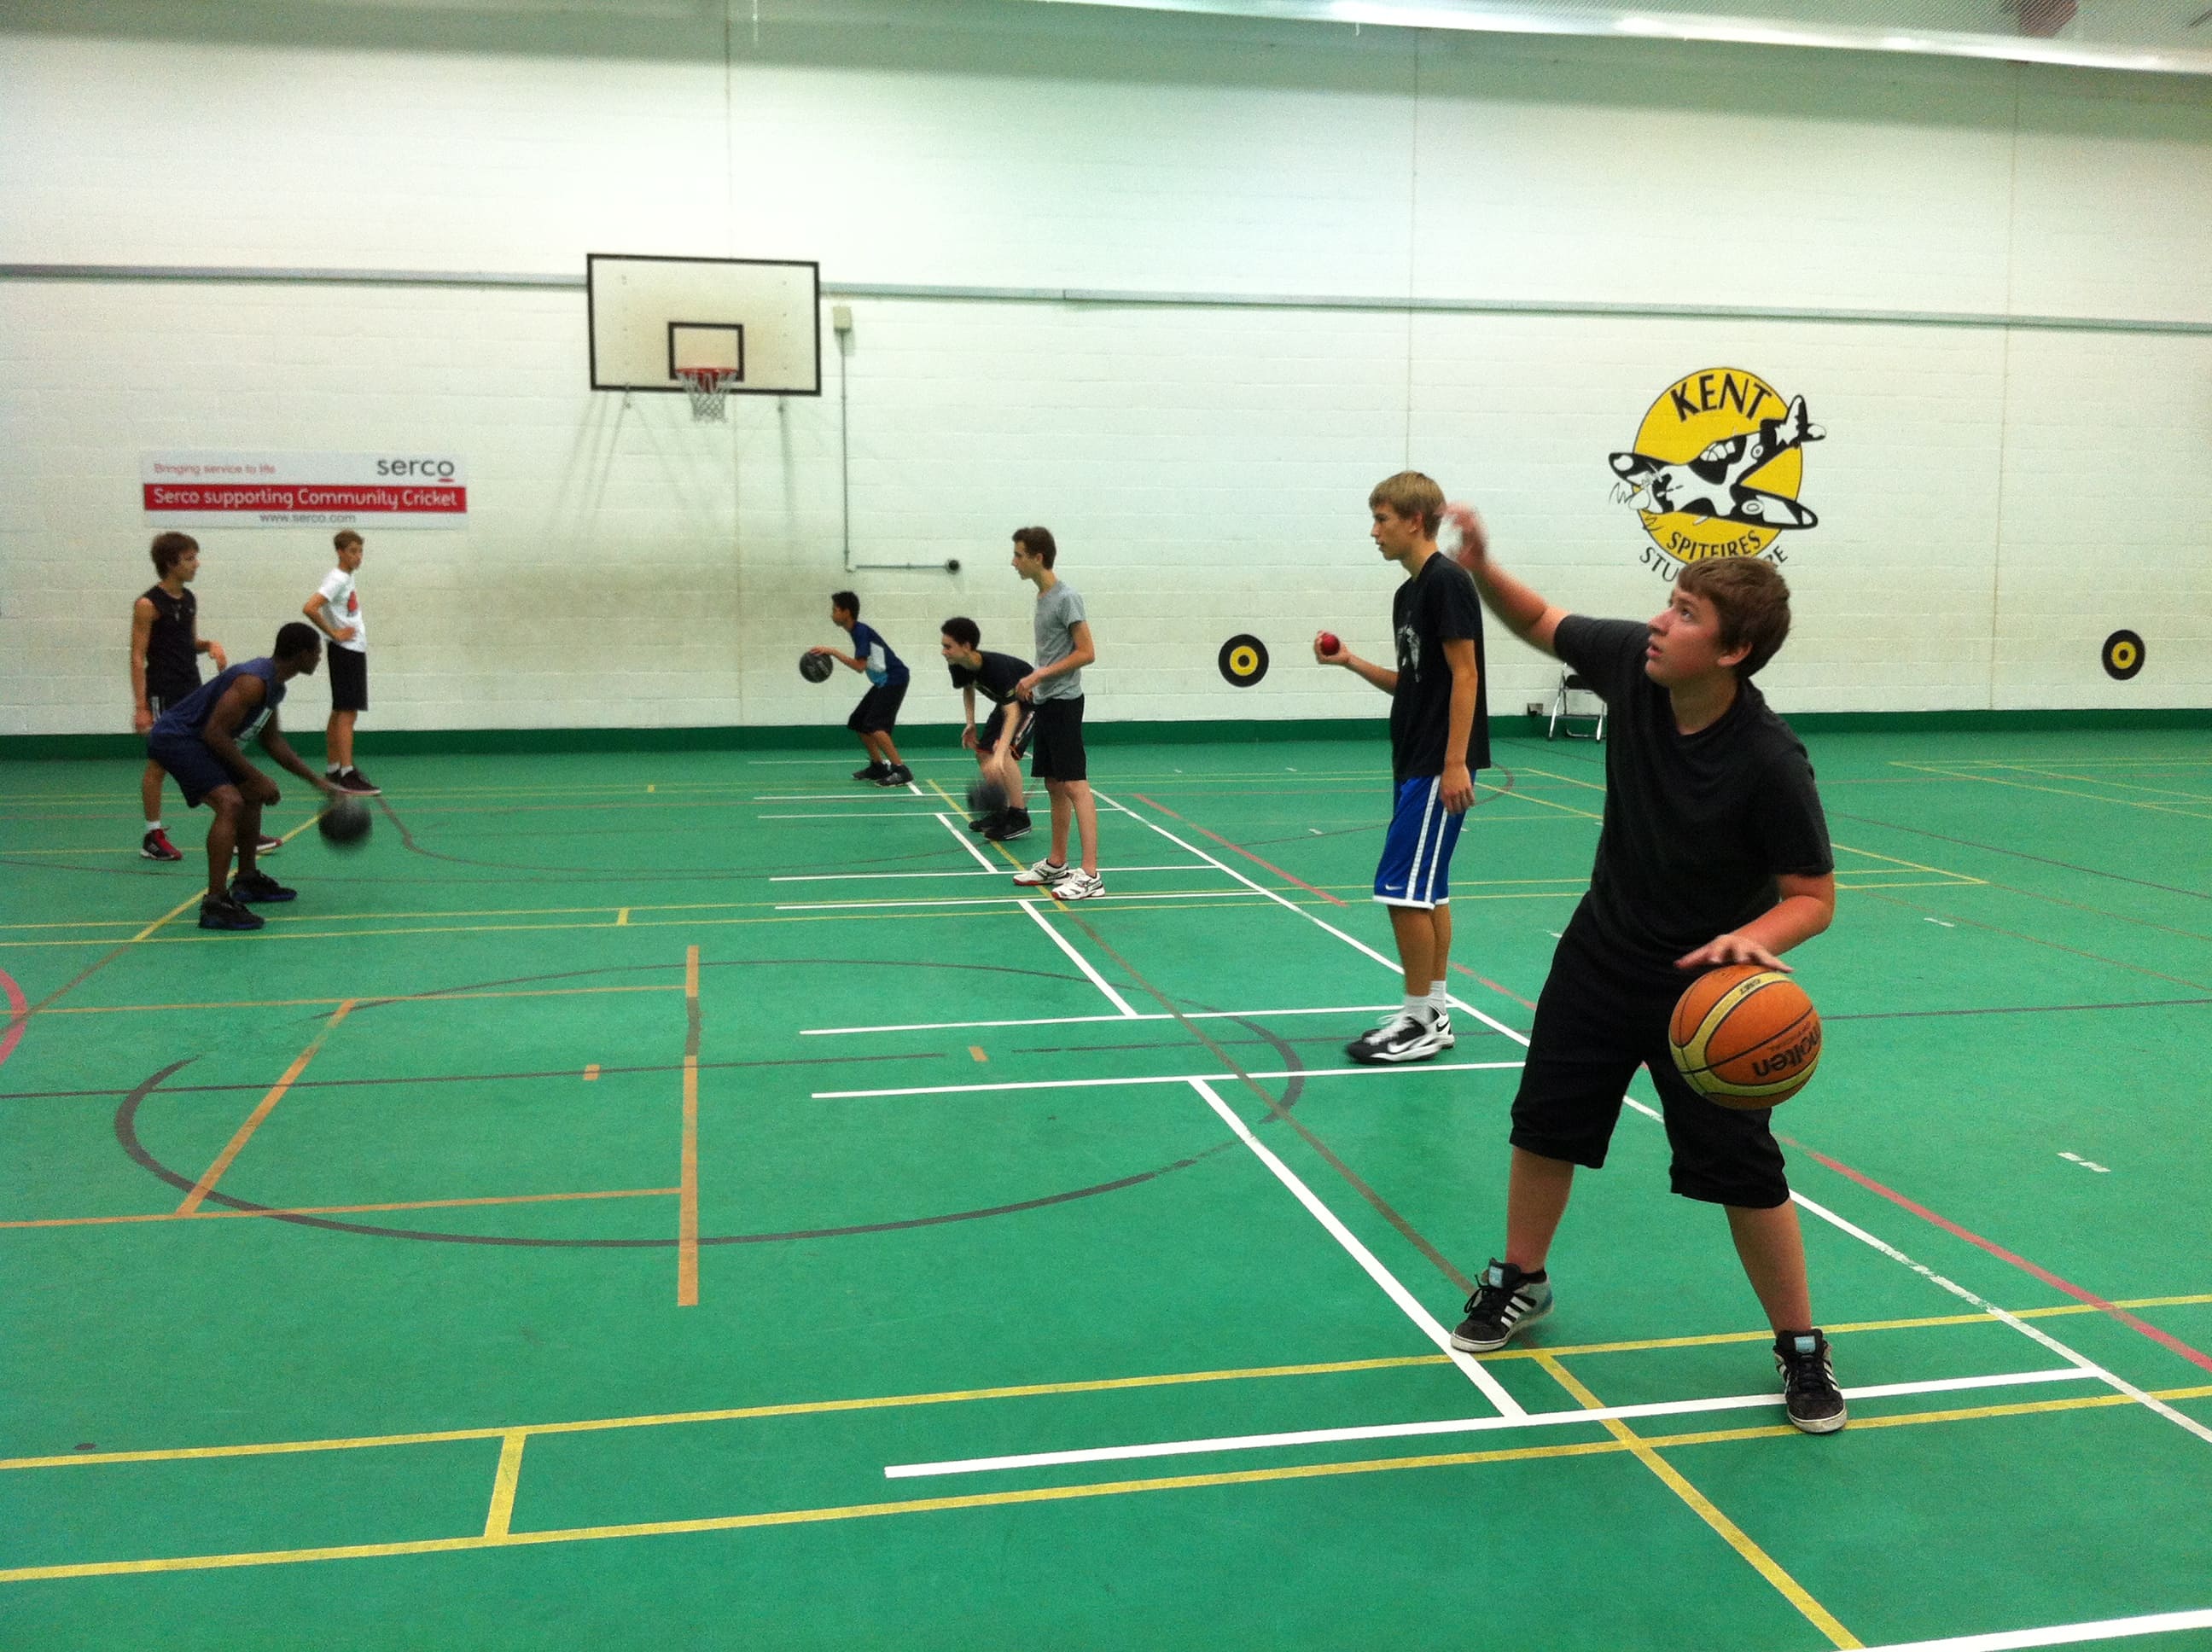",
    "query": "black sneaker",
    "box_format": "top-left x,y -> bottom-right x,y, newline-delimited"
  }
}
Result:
876,764 -> 914,788
984,811 -> 1032,842
331,768 -> 381,796
853,762 -> 889,782
1776,1330 -> 1848,1434
199,894 -> 265,931
230,870 -> 298,904
1451,1259 -> 1554,1352
1344,1011 -> 1443,1066
967,815 -> 996,833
